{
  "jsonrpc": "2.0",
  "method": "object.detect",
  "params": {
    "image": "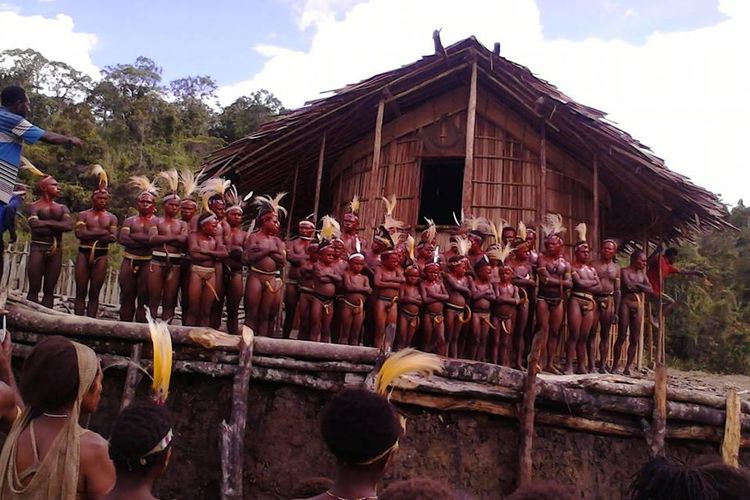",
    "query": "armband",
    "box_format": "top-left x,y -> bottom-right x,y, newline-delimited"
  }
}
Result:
27,215 -> 39,222
75,221 -> 86,227
121,226 -> 131,232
